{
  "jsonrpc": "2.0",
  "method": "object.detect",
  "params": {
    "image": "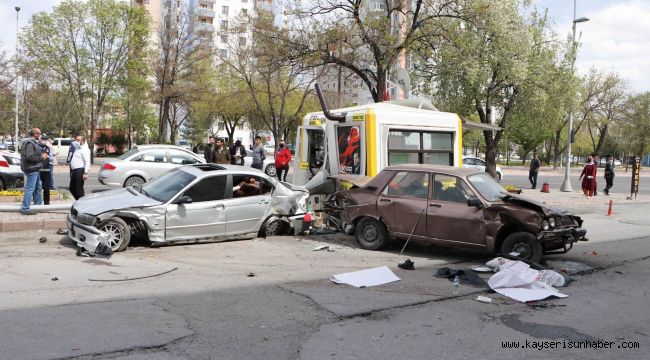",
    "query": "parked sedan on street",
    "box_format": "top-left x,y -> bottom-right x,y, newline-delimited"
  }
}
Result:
334,164 -> 586,262
98,145 -> 205,188
69,164 -> 310,254
462,156 -> 504,182
0,150 -> 24,189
